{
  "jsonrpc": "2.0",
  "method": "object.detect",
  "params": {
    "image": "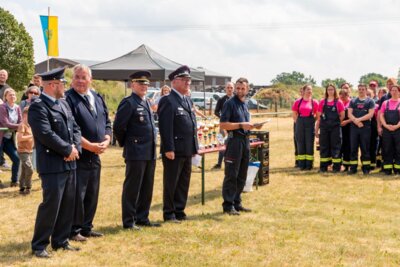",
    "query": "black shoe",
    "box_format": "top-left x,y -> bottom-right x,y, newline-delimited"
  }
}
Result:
81,231 -> 104,238
19,187 -> 25,194
384,170 -> 392,175
235,206 -> 252,212
32,249 -> 51,258
164,218 -> 181,224
176,214 -> 187,221
70,233 -> 88,242
123,225 -> 141,231
136,221 -> 162,227
212,164 -> 221,170
10,182 -> 18,187
362,170 -> 370,175
318,168 -> 327,173
347,169 -> 357,175
223,208 -> 240,216
53,244 -> 80,251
